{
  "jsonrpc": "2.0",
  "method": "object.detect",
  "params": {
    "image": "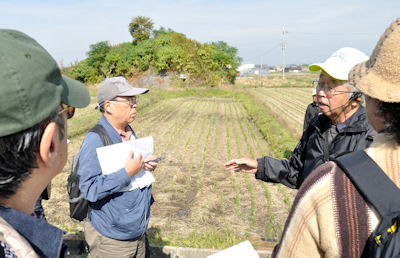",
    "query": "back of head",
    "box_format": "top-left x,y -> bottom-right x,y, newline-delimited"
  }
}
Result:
349,18 -> 400,103
0,29 -> 90,198
349,17 -> 400,142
